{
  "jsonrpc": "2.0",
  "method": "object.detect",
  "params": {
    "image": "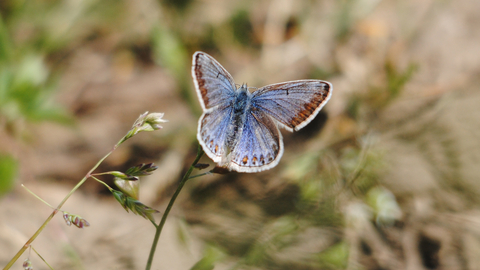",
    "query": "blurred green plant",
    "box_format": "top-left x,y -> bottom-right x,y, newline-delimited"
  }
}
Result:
229,9 -> 257,48
347,61 -> 418,120
0,52 -> 70,125
183,131 -> 396,270
0,14 -> 67,126
0,153 -> 18,195
0,0 -> 128,197
0,0 -> 129,129
366,186 -> 402,226
190,245 -> 226,270
316,241 -> 349,269
151,25 -> 196,113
